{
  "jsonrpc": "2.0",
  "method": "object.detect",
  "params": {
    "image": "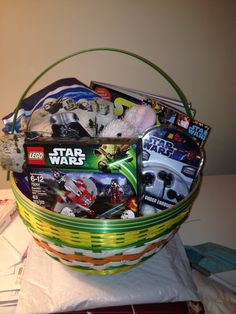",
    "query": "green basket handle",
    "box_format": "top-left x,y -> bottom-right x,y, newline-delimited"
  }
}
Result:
11,47 -> 192,132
